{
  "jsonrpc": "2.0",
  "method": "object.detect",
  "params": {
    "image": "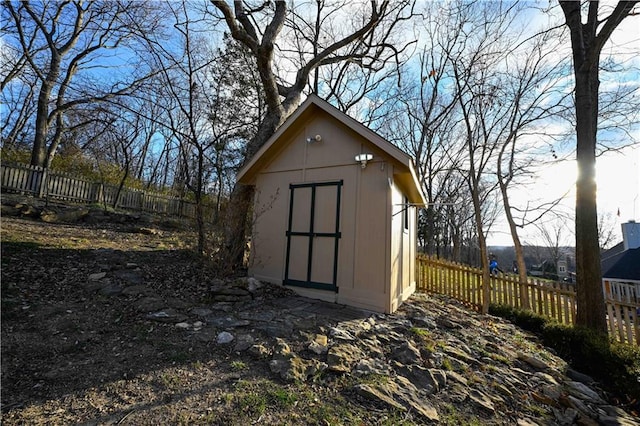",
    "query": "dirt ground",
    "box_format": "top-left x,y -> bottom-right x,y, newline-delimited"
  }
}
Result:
1,214 -> 637,425
0,215 -> 399,425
